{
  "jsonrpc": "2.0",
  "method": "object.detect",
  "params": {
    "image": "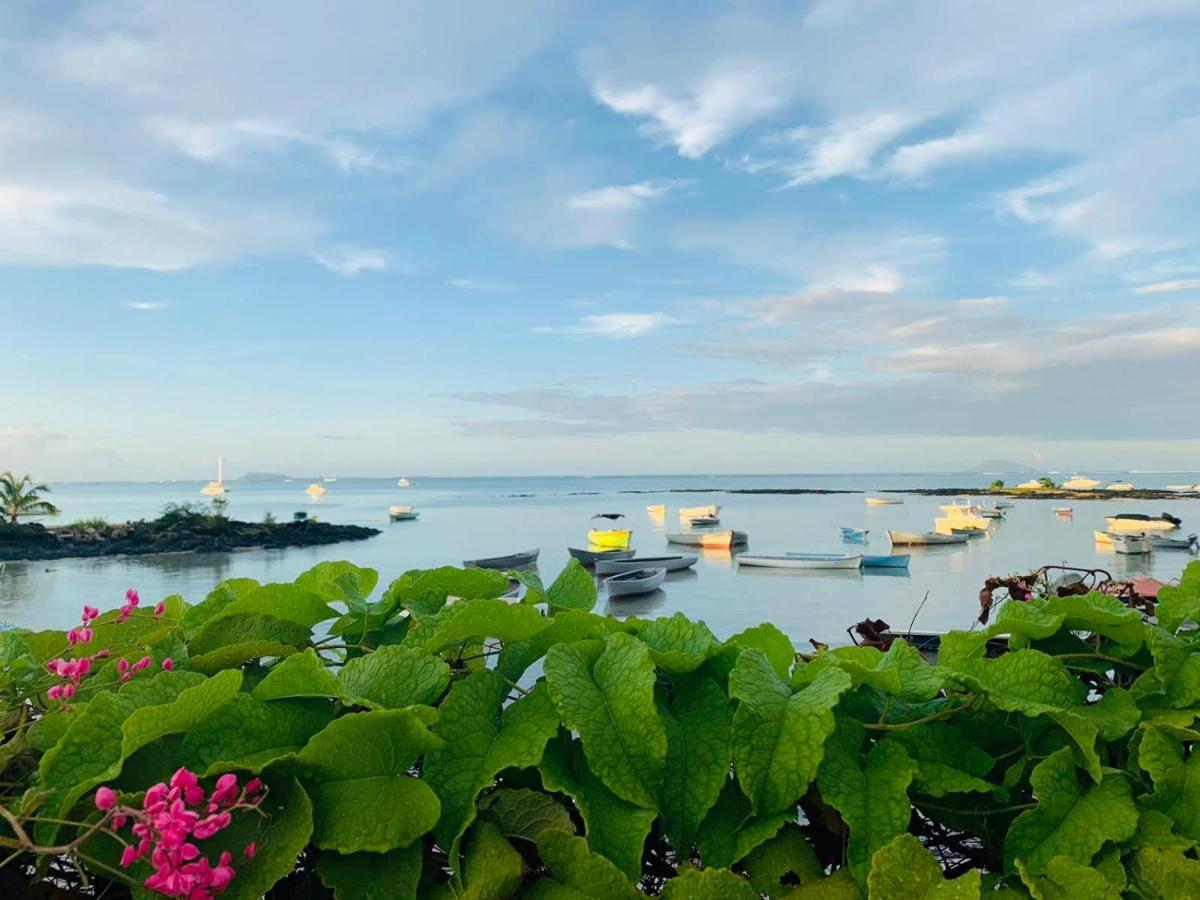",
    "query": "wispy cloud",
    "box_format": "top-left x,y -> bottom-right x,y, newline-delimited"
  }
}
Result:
502,179 -> 683,250
533,313 -> 679,338
448,277 -> 515,292
311,245 -> 394,277
122,300 -> 170,311
1134,278 -> 1200,295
